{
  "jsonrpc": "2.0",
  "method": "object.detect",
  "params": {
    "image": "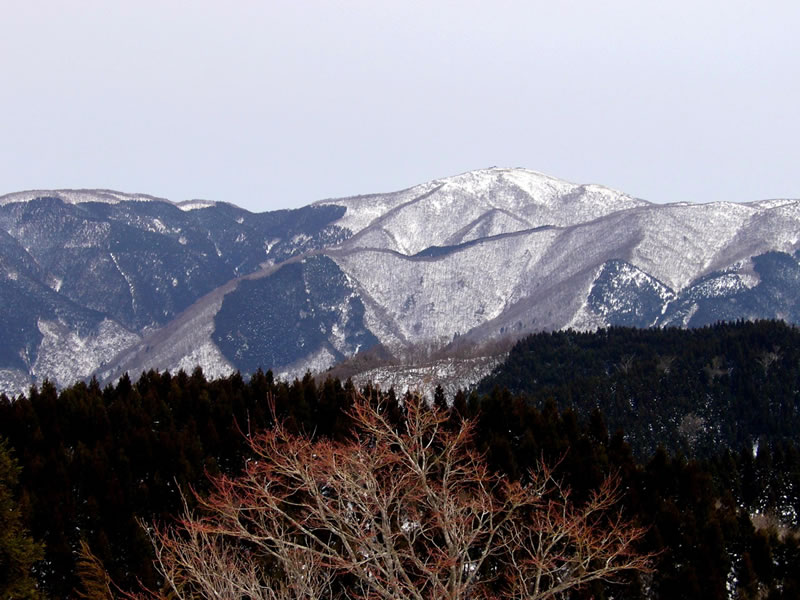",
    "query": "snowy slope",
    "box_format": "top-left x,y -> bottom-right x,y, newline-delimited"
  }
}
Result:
3,169 -> 800,396
0,191 -> 347,393
328,192 -> 800,352
351,354 -> 506,401
0,189 -> 170,207
320,168 -> 647,254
